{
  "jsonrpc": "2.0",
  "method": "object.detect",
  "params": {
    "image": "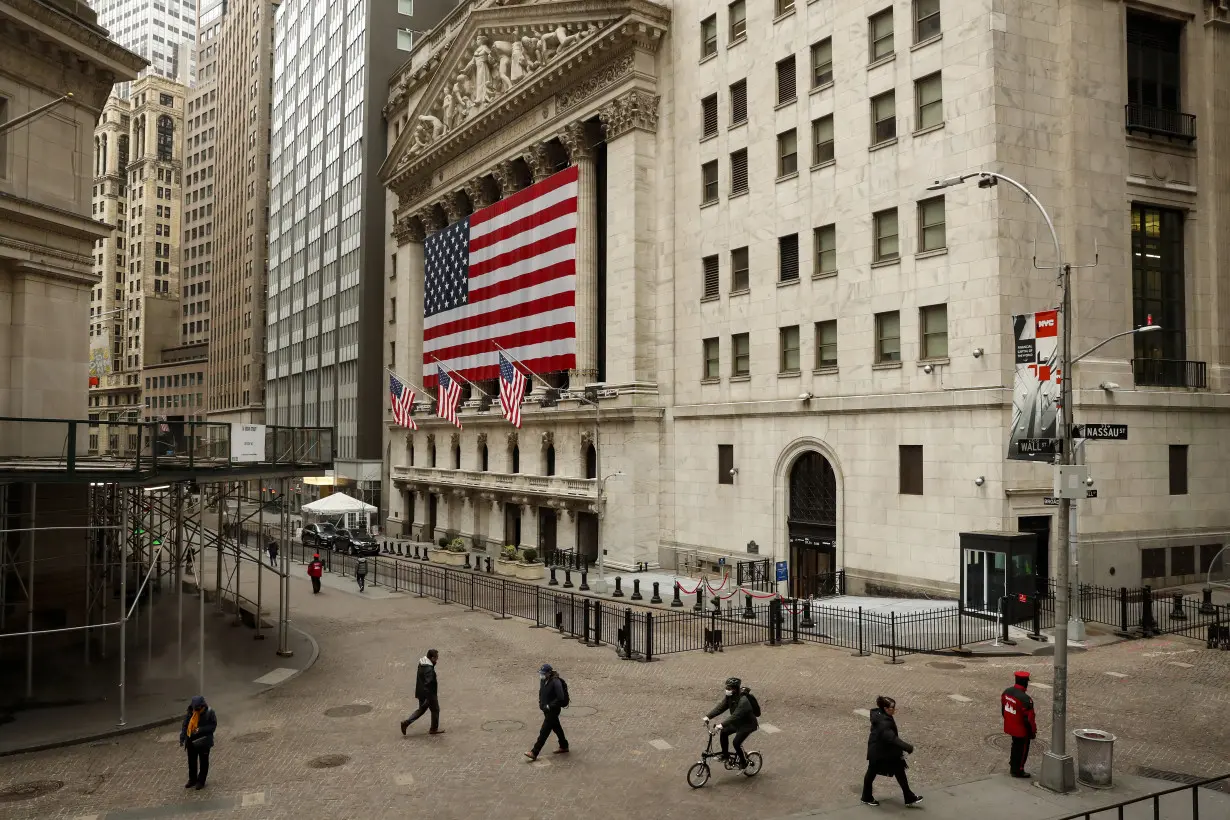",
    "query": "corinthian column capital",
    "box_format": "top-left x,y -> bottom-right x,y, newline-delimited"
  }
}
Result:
598,89 -> 661,141
558,121 -> 592,164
